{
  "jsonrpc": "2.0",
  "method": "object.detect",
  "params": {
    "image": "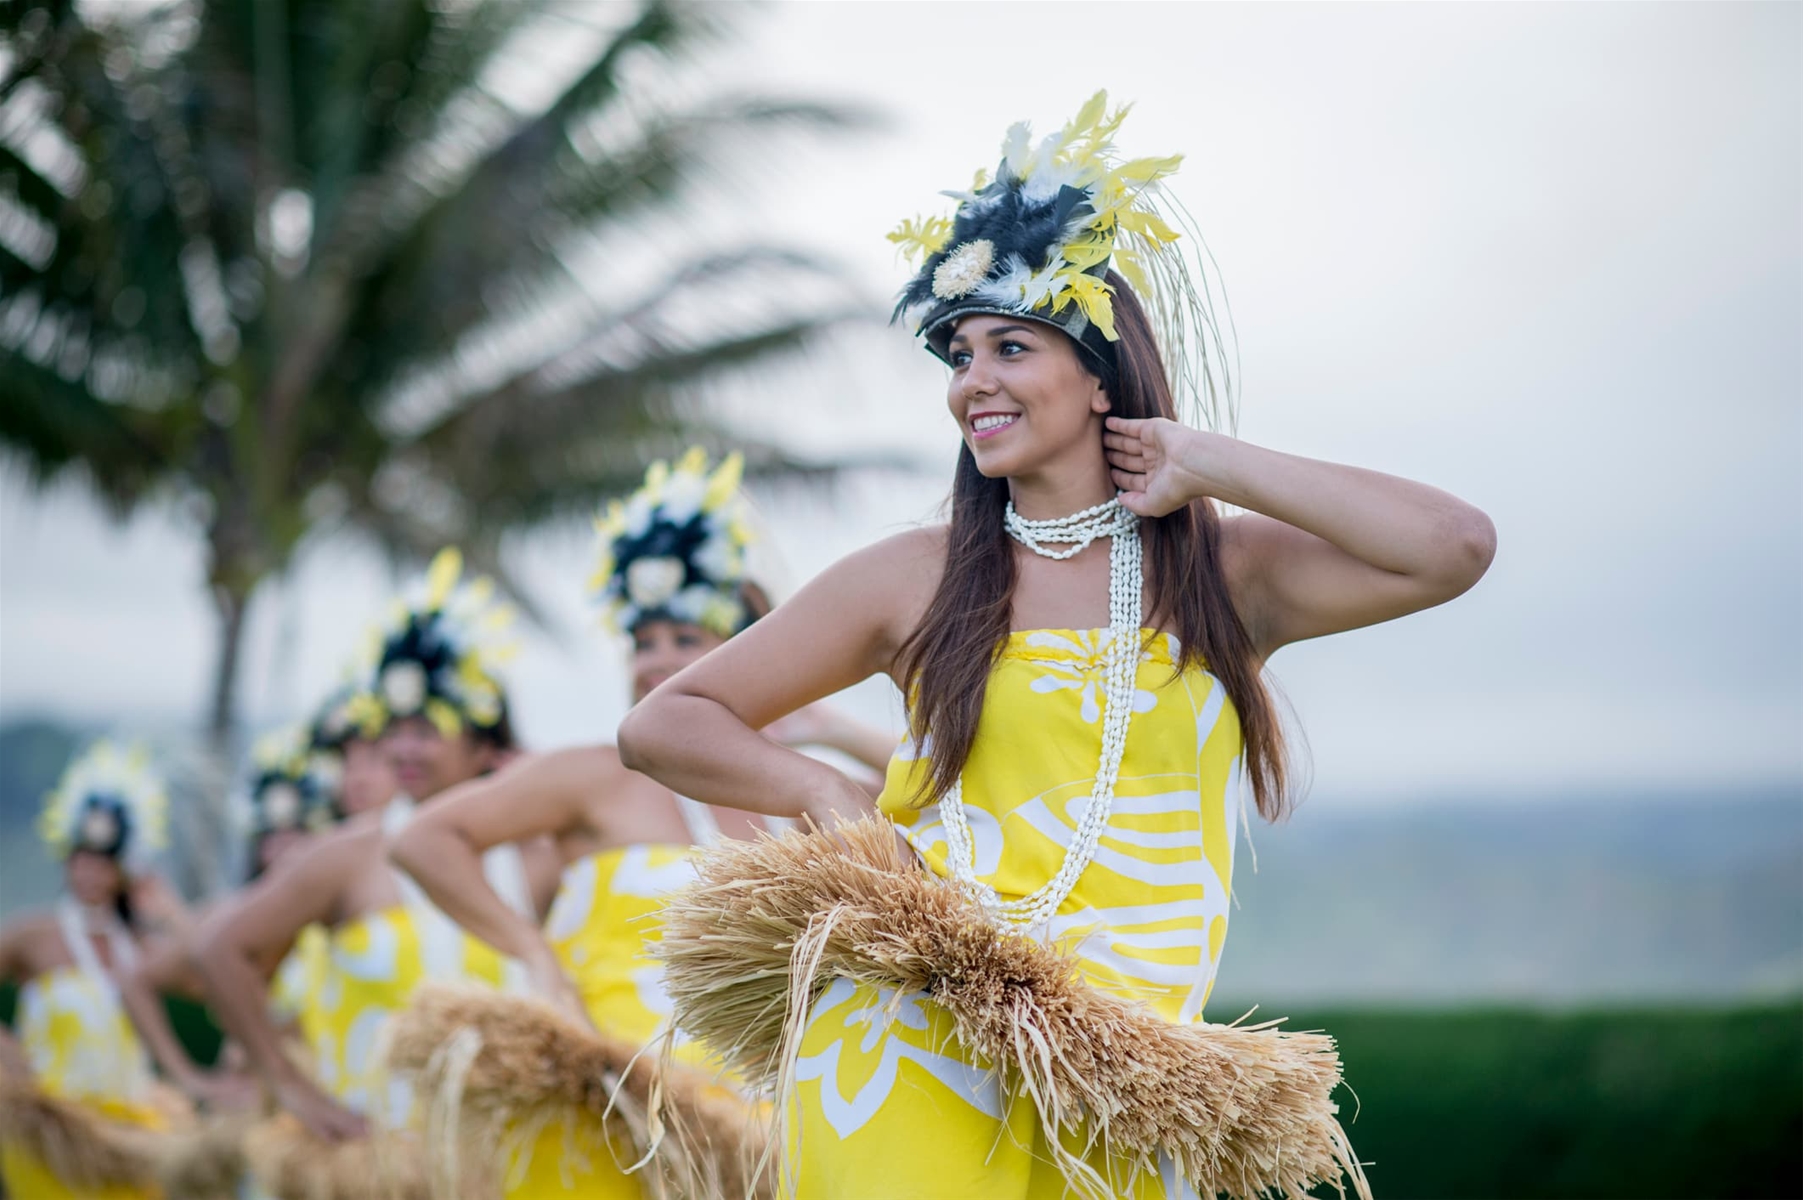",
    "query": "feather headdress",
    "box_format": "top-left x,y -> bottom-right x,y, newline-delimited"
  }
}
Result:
347,548 -> 517,740
308,684 -> 362,753
303,682 -> 368,812
243,725 -> 336,838
891,90 -> 1235,431
38,740 -> 169,865
588,447 -> 756,638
